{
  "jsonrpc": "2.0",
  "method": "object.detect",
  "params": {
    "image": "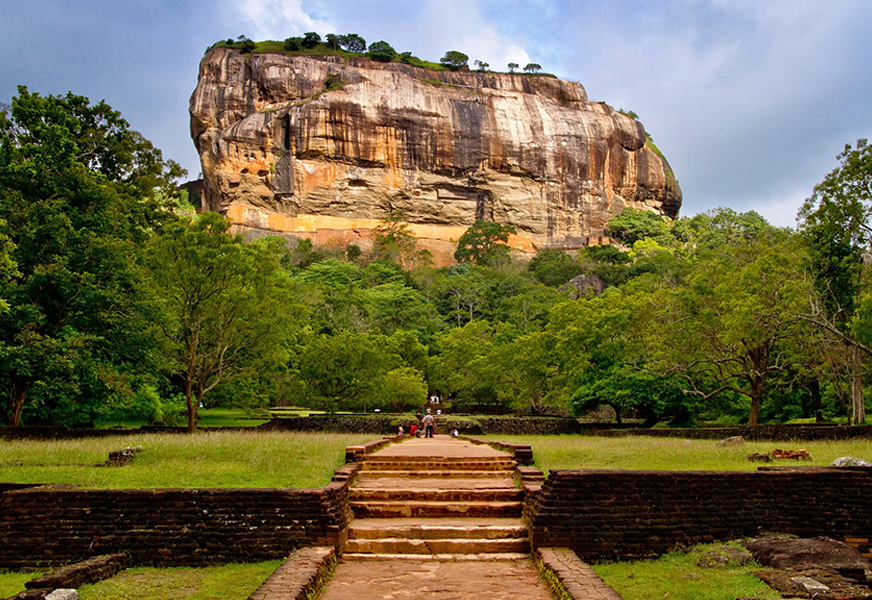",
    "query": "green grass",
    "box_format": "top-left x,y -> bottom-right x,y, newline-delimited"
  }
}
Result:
0,431 -> 378,488
593,544 -> 783,600
0,570 -> 45,598
100,407 -> 271,429
78,562 -> 281,600
484,434 -> 872,473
